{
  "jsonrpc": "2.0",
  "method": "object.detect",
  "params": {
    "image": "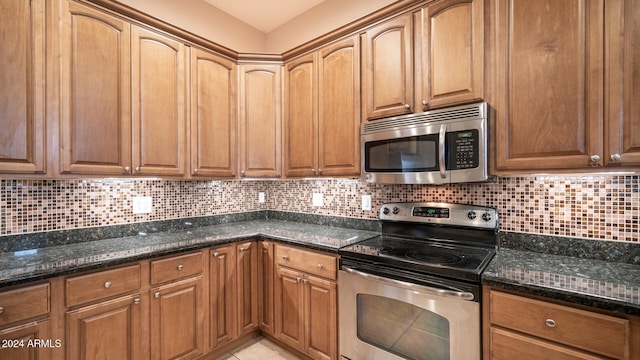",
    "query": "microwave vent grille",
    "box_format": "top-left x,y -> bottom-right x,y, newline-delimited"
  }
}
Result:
363,102 -> 485,133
